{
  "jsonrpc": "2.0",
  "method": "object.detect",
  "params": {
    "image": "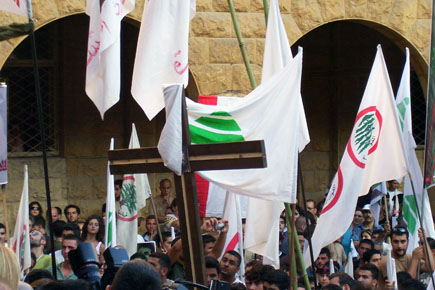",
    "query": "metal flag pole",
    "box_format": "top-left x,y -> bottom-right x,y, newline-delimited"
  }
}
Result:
263,0 -> 269,25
